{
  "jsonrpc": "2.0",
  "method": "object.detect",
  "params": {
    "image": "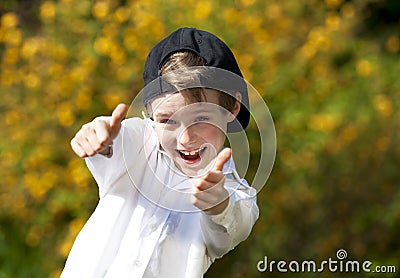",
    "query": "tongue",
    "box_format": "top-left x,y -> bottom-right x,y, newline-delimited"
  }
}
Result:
182,152 -> 199,161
